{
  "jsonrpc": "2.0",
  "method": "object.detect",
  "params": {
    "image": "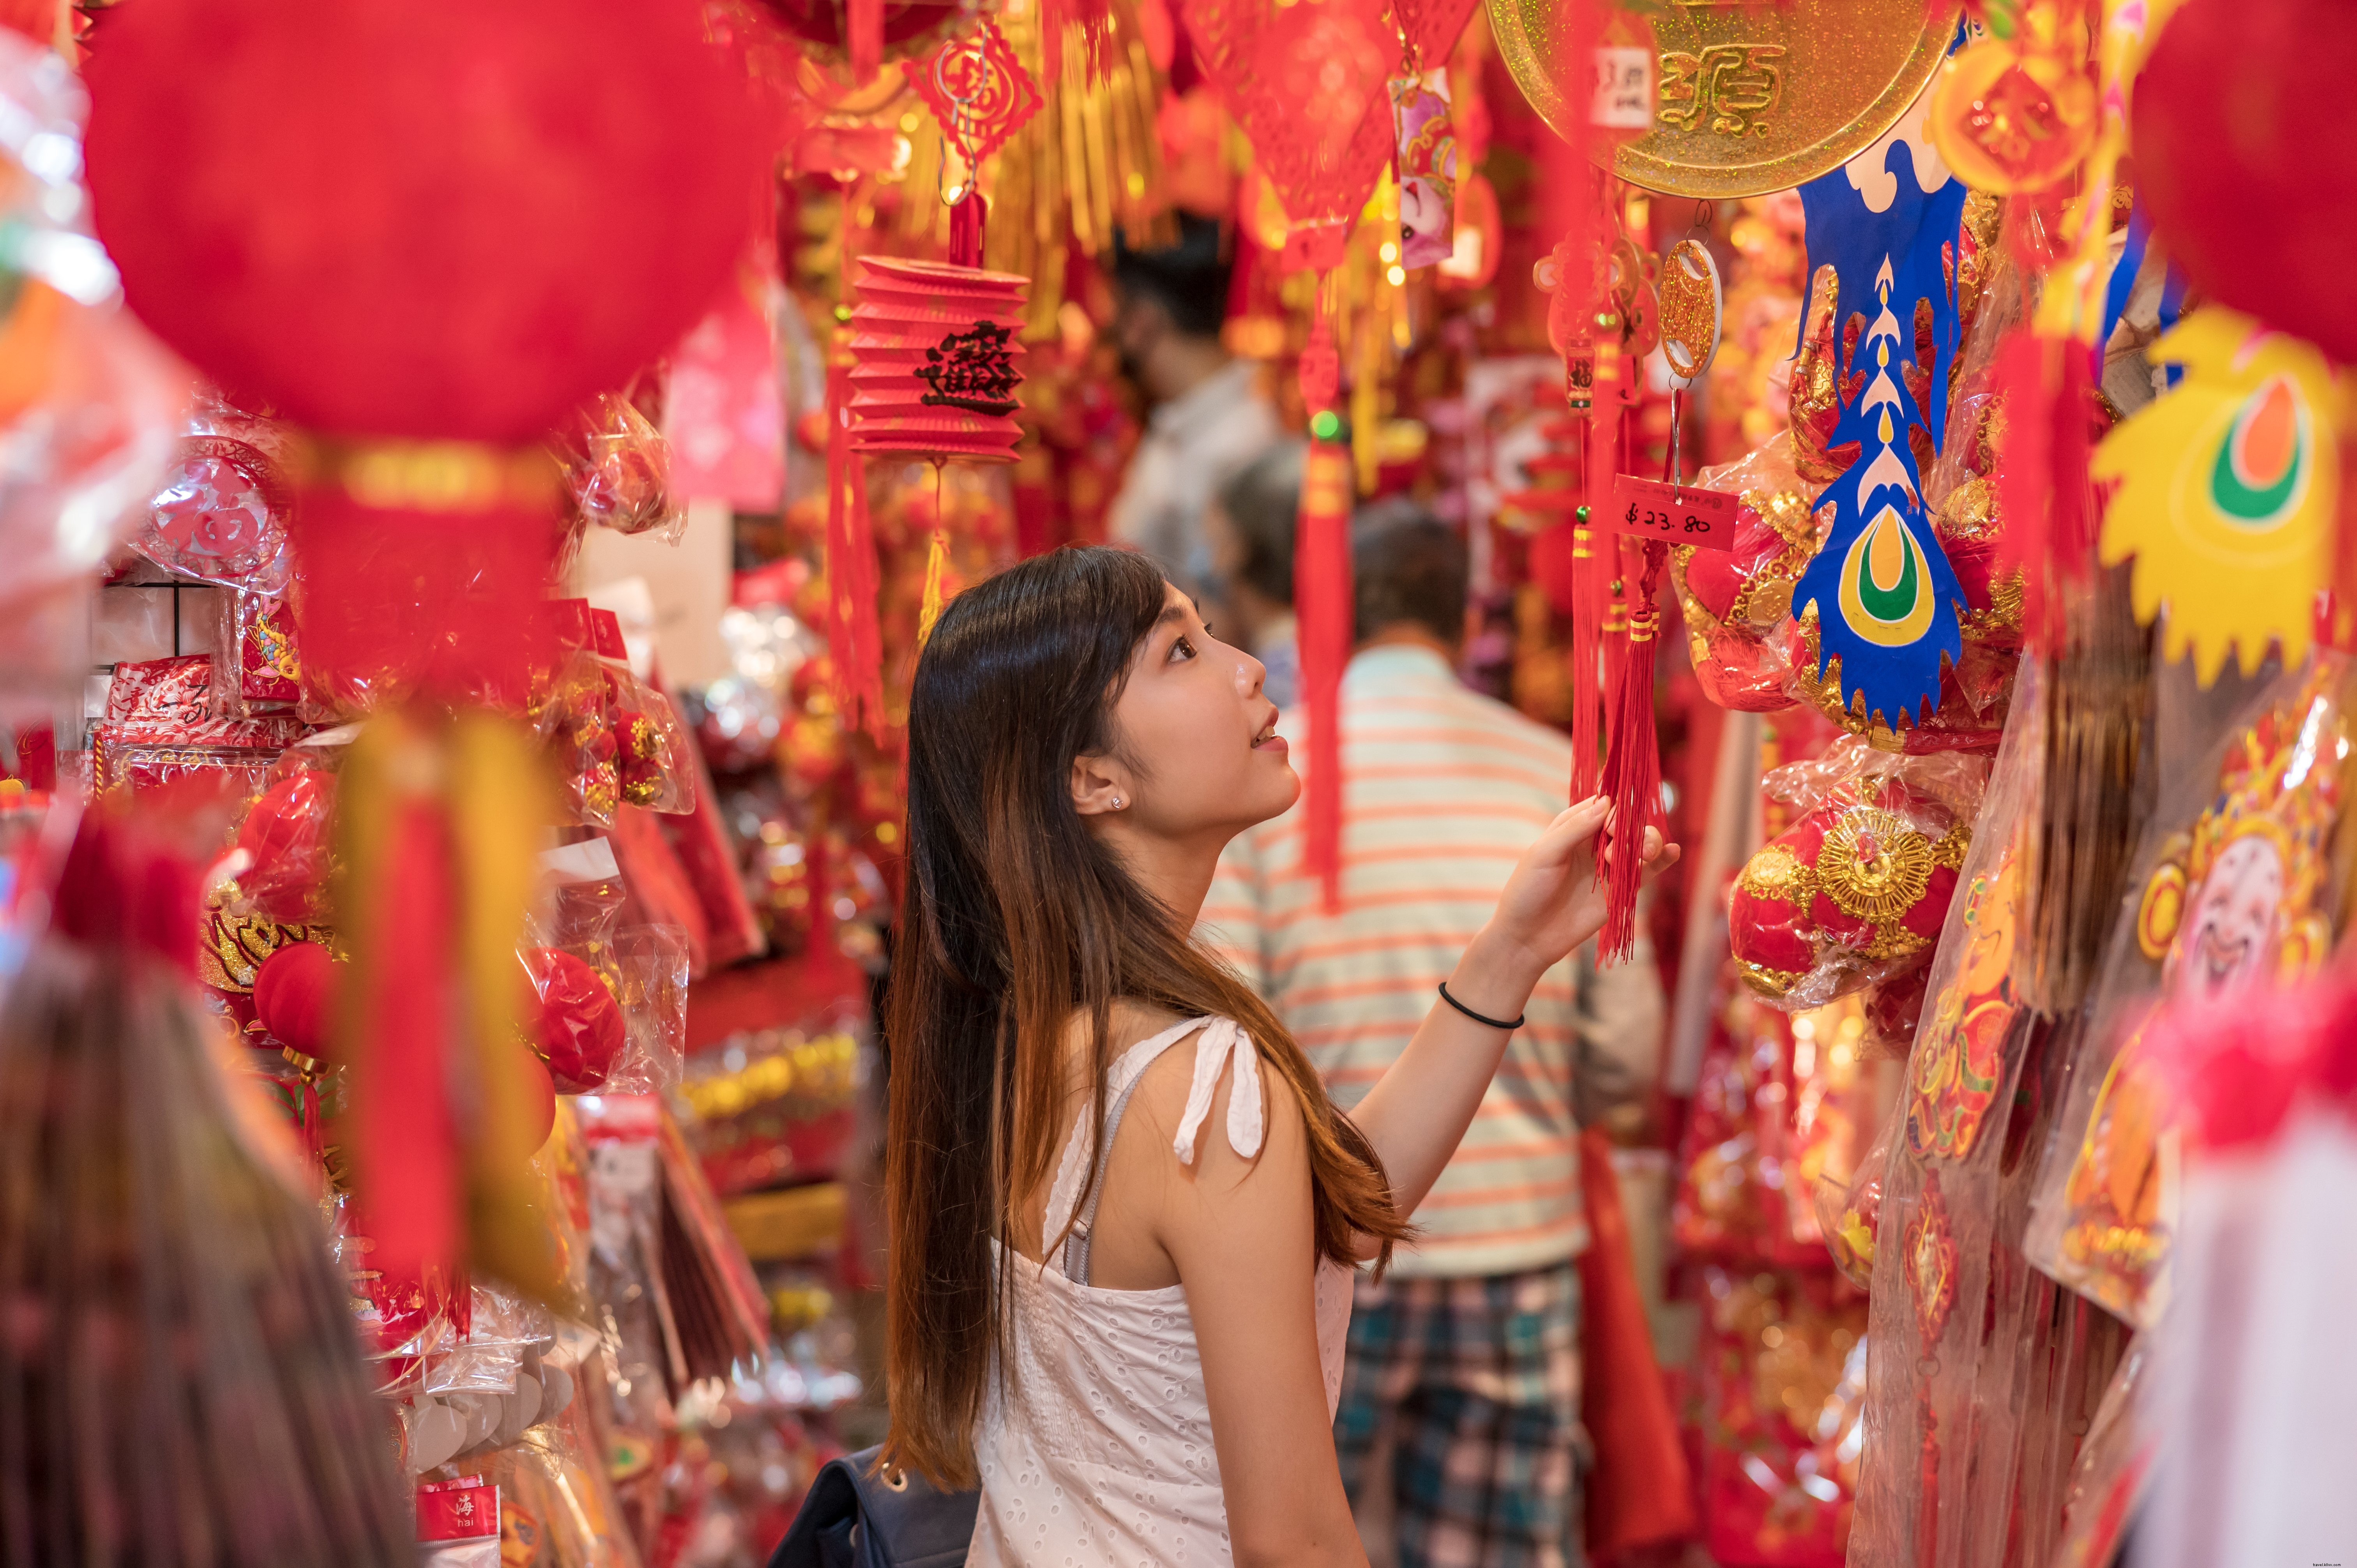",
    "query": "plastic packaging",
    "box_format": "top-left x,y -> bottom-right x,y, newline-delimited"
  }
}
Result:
1670,433 -> 1825,712
590,607 -> 694,815
1727,736 -> 1989,1010
413,1476 -> 500,1568
128,389 -> 297,593
555,387 -> 685,541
